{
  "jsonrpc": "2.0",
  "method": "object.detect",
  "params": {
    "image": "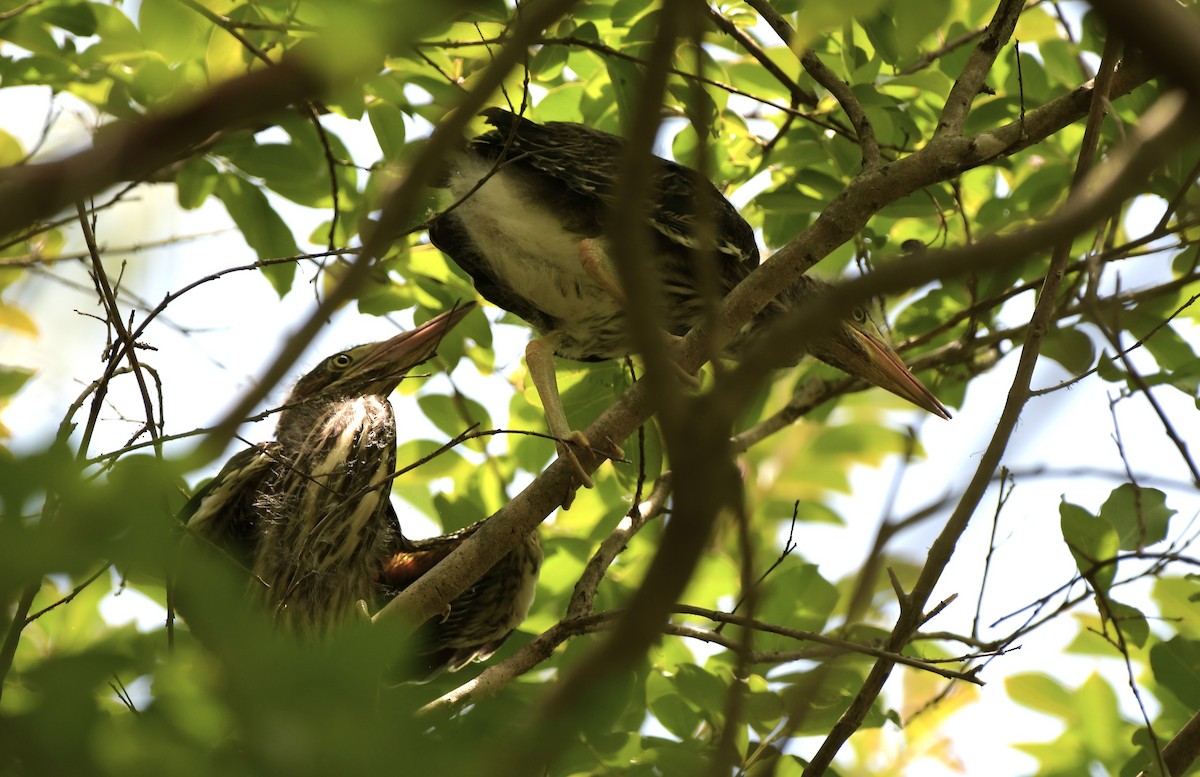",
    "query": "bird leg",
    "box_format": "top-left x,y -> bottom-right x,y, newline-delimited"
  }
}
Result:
577,238 -> 627,307
577,239 -> 701,390
525,338 -> 624,494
